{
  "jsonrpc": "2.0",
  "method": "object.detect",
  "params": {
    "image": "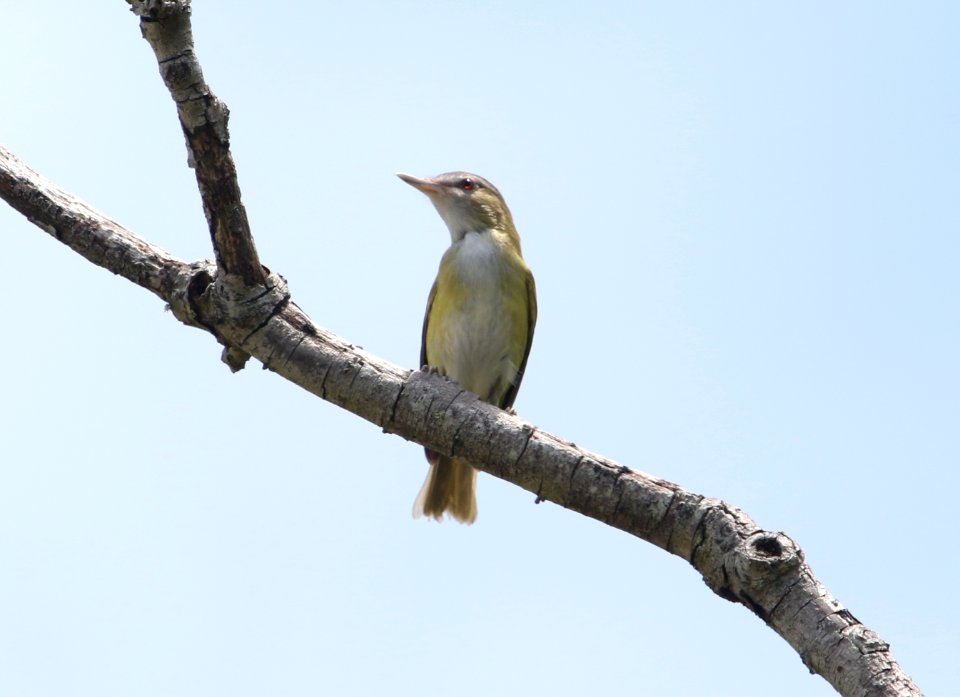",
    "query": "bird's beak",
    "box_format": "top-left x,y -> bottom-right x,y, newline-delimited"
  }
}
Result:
396,172 -> 442,196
